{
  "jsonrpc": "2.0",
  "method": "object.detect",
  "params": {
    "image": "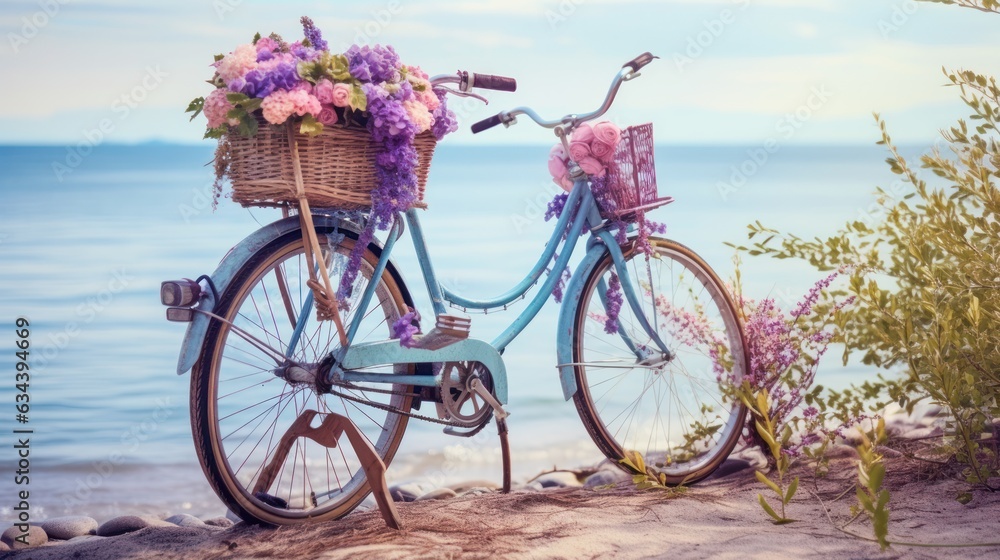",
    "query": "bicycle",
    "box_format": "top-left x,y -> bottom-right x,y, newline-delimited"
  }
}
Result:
161,52 -> 748,526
